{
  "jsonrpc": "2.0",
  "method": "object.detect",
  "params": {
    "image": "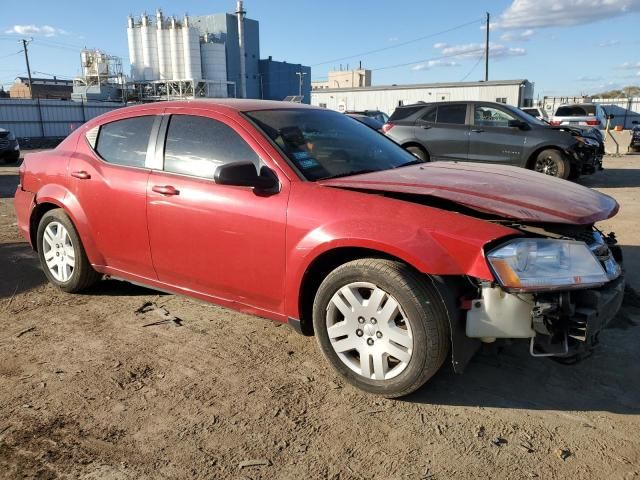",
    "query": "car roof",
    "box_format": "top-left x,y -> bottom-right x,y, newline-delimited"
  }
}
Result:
397,100 -> 508,109
110,98 -> 319,115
